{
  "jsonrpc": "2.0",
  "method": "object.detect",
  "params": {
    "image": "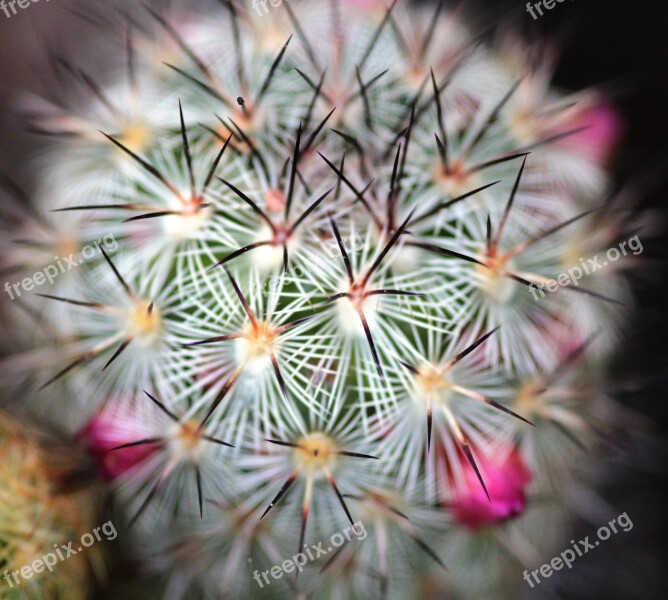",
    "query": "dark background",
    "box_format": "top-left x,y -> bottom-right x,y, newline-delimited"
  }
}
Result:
1,1 -> 666,598
468,2 -> 668,597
